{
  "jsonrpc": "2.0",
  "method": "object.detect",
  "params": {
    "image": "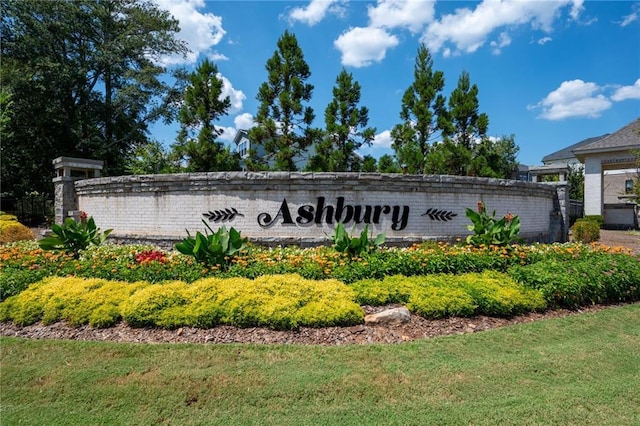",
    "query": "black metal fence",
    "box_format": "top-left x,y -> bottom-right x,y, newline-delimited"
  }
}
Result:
0,193 -> 54,226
